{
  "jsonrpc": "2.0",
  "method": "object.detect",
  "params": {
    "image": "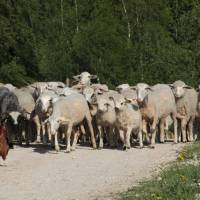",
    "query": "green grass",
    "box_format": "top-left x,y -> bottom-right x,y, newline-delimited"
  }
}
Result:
178,141 -> 200,161
118,142 -> 200,200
